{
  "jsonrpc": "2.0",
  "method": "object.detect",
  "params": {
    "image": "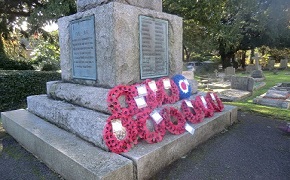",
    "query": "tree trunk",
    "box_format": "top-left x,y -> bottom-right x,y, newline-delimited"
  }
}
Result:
241,50 -> 246,69
250,49 -> 254,64
220,51 -> 234,69
183,45 -> 190,62
0,35 -> 6,57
